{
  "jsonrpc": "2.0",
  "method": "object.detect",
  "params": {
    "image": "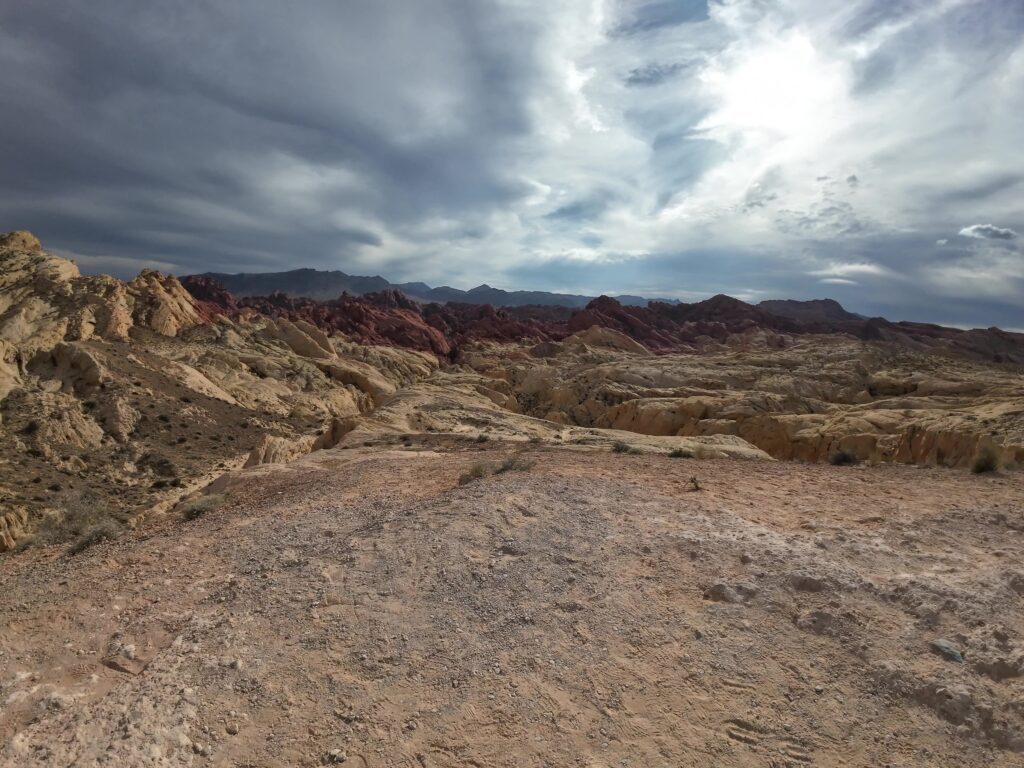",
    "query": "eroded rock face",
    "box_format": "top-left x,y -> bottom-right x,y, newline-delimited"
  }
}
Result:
460,338 -> 1024,469
0,230 -> 42,252
0,234 -> 441,550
